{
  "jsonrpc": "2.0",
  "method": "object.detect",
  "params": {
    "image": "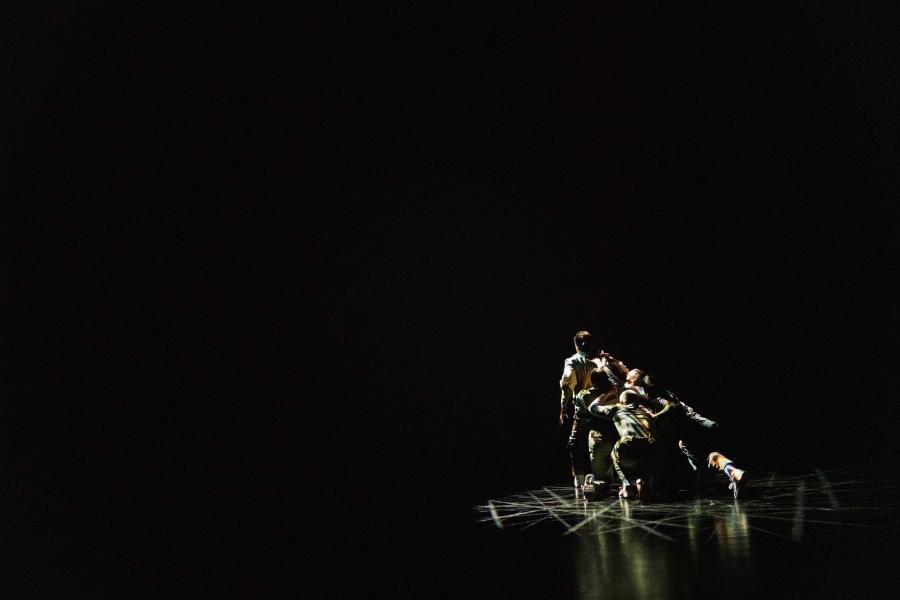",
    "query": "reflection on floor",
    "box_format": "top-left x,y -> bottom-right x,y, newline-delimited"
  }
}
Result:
475,468 -> 899,540
473,469 -> 900,600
